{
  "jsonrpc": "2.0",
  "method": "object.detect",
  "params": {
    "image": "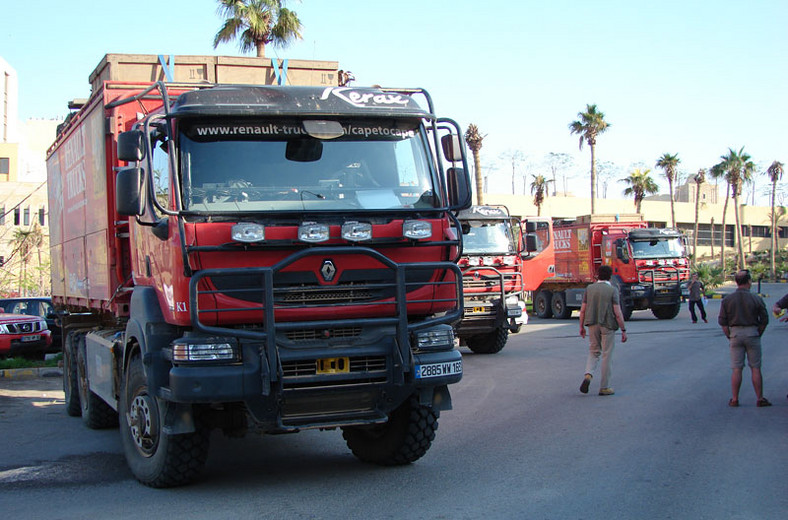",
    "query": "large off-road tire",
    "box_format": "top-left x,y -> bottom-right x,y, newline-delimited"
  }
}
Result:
63,332 -> 81,417
342,394 -> 439,466
652,303 -> 680,320
534,290 -> 553,319
120,354 -> 210,488
466,326 -> 509,354
76,337 -> 118,429
622,302 -> 634,321
550,291 -> 572,319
